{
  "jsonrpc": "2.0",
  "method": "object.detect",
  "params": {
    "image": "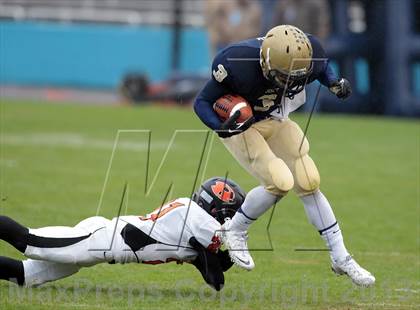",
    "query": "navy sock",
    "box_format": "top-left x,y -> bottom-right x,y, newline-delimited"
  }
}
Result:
0,256 -> 25,285
0,215 -> 29,253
